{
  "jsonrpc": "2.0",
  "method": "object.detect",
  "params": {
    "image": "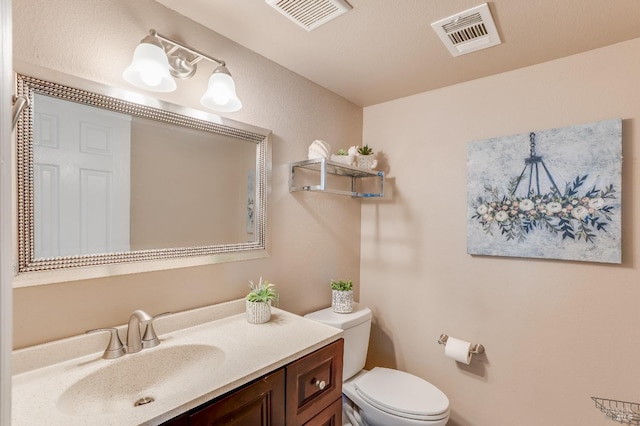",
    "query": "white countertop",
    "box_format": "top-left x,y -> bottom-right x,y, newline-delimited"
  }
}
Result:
12,299 -> 342,425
